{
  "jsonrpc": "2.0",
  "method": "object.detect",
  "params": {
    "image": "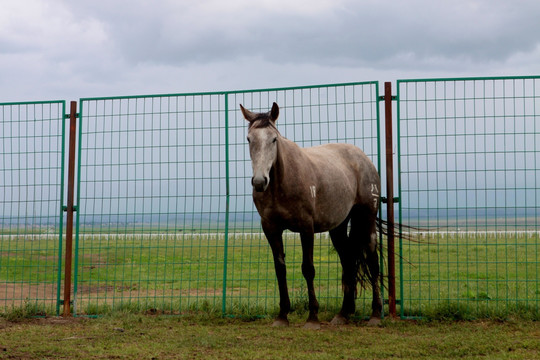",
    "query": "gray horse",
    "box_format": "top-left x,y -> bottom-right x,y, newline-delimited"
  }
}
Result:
241,102 -> 382,329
